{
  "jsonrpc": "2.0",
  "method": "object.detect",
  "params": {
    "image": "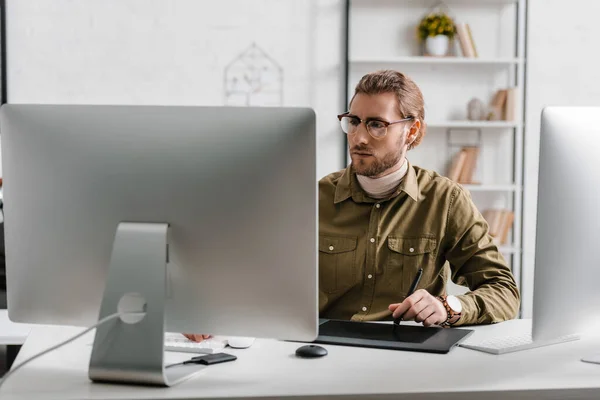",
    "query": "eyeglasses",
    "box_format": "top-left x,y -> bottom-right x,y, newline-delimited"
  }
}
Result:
337,113 -> 414,139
